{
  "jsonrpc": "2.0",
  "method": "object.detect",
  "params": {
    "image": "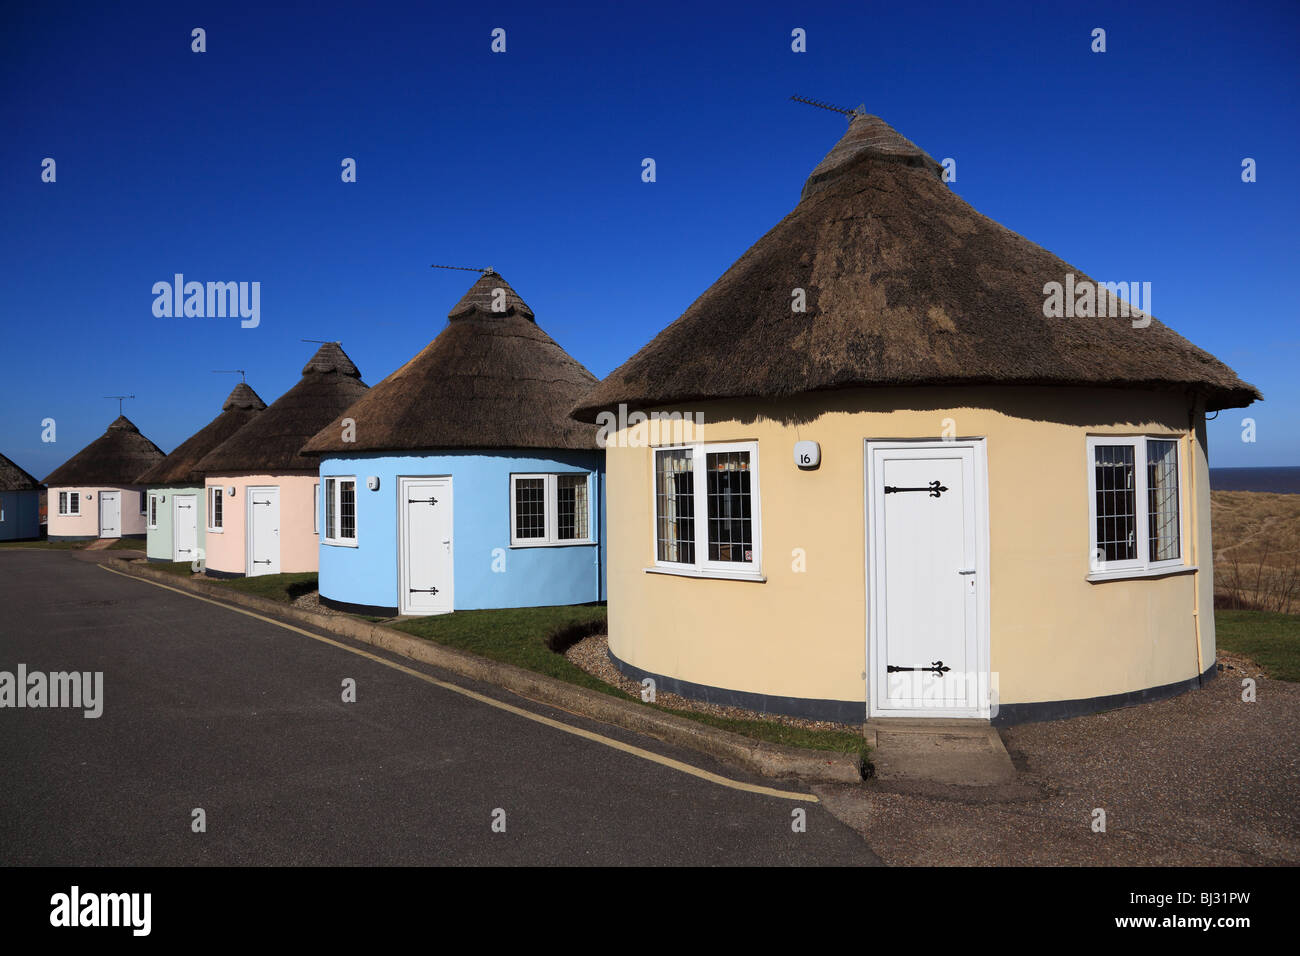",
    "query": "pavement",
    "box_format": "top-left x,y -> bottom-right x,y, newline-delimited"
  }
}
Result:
0,550 -> 881,866
819,663 -> 1300,865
